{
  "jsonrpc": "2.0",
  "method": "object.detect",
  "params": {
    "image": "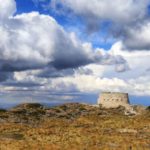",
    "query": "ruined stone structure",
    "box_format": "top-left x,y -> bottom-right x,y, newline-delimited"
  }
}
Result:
98,92 -> 130,108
